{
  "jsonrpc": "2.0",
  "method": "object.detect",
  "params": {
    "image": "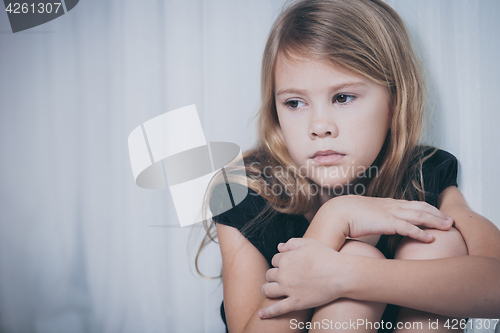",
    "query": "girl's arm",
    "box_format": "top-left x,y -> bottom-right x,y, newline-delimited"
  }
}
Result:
259,186 -> 500,318
216,222 -> 312,333
347,253 -> 500,318
348,185 -> 500,317
217,193 -> 441,331
259,194 -> 455,317
303,193 -> 454,250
